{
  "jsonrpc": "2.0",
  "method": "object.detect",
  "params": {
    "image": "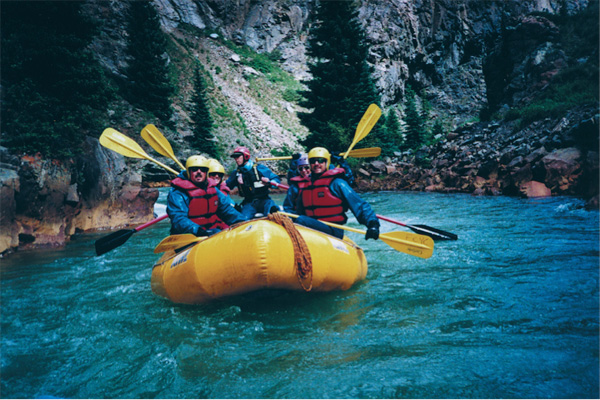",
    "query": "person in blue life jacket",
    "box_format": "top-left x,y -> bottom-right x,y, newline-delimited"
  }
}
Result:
167,155 -> 246,236
292,147 -> 380,240
283,154 -> 310,212
225,146 -> 282,219
207,158 -> 235,207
